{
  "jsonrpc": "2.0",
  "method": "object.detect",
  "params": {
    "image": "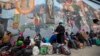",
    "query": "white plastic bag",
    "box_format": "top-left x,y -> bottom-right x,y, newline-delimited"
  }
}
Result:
32,46 -> 39,56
